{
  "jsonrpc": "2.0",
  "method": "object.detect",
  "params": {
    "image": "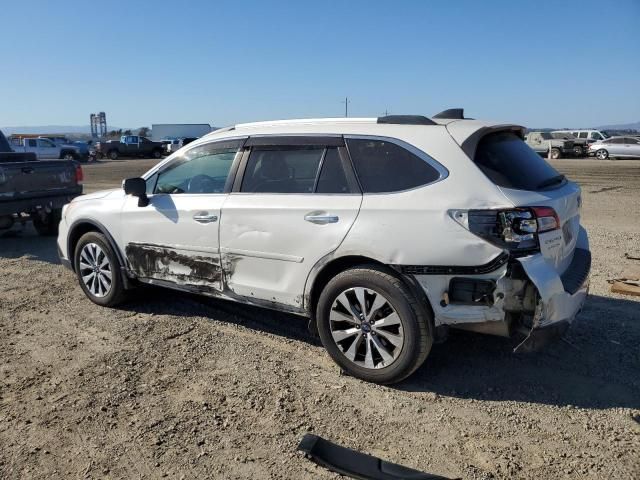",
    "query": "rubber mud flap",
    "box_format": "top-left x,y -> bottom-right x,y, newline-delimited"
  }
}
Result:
297,434 -> 453,480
